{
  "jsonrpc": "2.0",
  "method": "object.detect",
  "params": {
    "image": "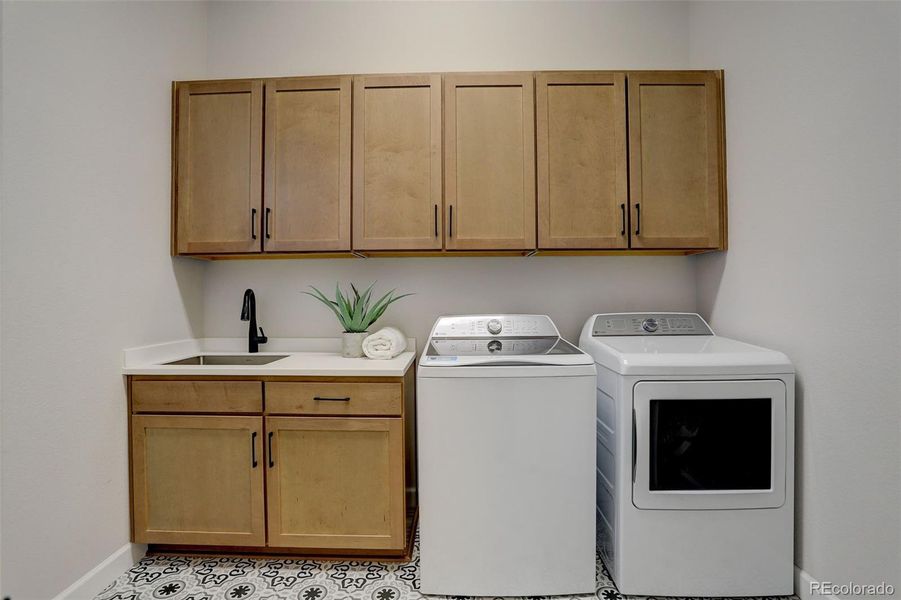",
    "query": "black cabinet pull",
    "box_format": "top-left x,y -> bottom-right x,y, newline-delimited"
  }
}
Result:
251,208 -> 257,240
634,203 -> 641,236
449,205 -> 454,237
313,396 -> 351,402
434,204 -> 438,237
620,203 -> 626,236
265,208 -> 271,239
251,431 -> 258,468
268,432 -> 274,468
